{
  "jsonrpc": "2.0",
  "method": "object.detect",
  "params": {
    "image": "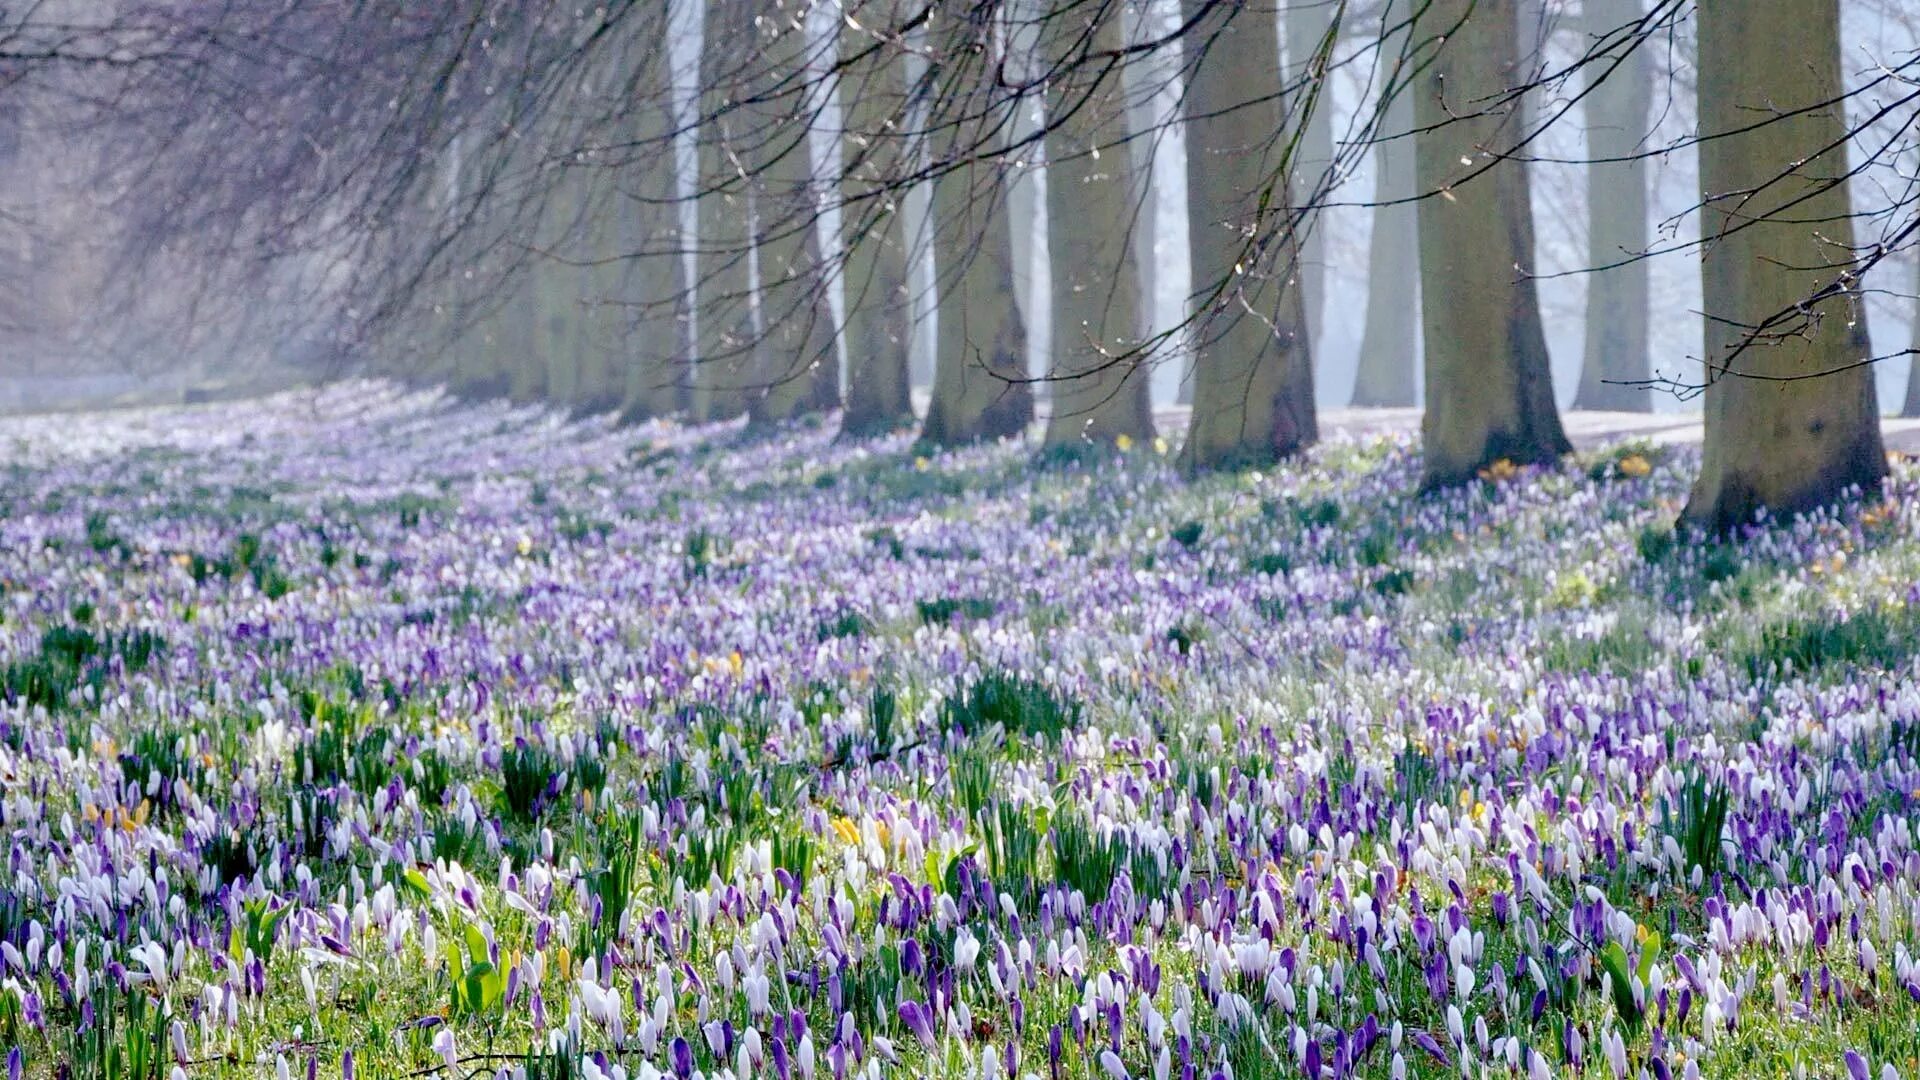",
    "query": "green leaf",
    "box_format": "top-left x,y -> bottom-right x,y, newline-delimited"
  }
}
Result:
942,845 -> 976,899
1599,942 -> 1642,1029
402,867 -> 432,898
